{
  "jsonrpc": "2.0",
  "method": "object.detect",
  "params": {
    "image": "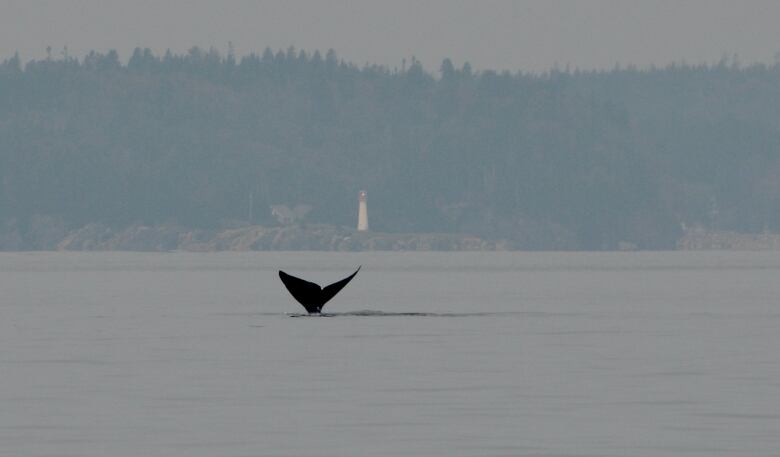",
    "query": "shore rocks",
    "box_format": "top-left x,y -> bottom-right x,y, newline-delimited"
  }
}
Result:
677,229 -> 780,250
48,223 -> 506,252
9,220 -> 780,252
